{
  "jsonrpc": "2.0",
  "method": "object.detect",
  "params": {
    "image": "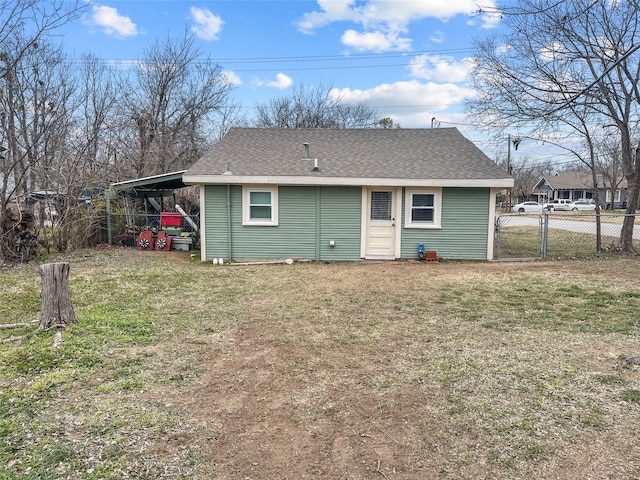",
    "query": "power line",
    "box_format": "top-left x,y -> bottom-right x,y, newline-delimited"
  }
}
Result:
68,47 -> 476,71
204,48 -> 475,64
